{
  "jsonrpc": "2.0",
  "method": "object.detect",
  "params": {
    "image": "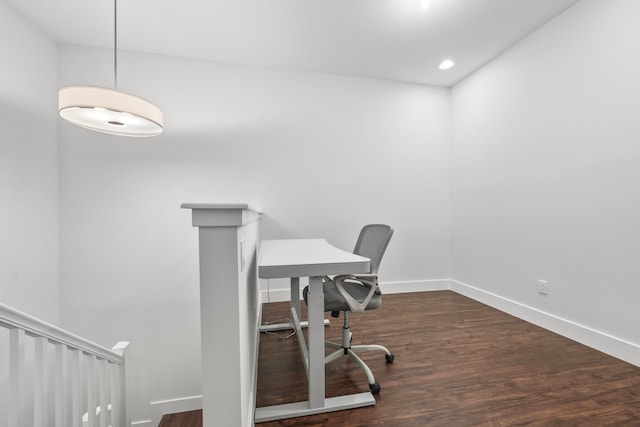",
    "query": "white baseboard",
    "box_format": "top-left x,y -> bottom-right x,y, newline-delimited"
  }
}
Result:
260,287 -> 291,303
260,279 -> 450,303
380,279 -> 450,294
449,279 -> 640,367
